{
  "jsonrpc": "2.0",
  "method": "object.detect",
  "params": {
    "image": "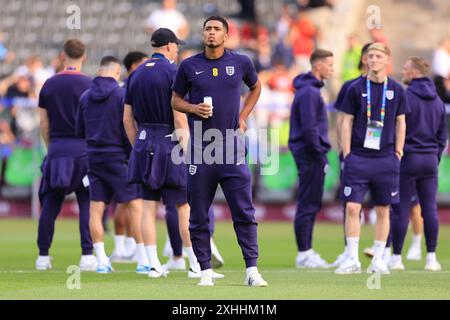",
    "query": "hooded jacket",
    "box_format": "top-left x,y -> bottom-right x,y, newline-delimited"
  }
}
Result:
77,77 -> 132,158
404,77 -> 448,159
288,72 -> 331,160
